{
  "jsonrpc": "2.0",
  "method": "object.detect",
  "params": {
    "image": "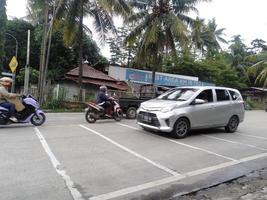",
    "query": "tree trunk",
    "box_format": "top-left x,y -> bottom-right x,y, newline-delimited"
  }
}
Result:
152,67 -> 156,84
38,3 -> 49,106
42,25 -> 53,103
77,0 -> 84,102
